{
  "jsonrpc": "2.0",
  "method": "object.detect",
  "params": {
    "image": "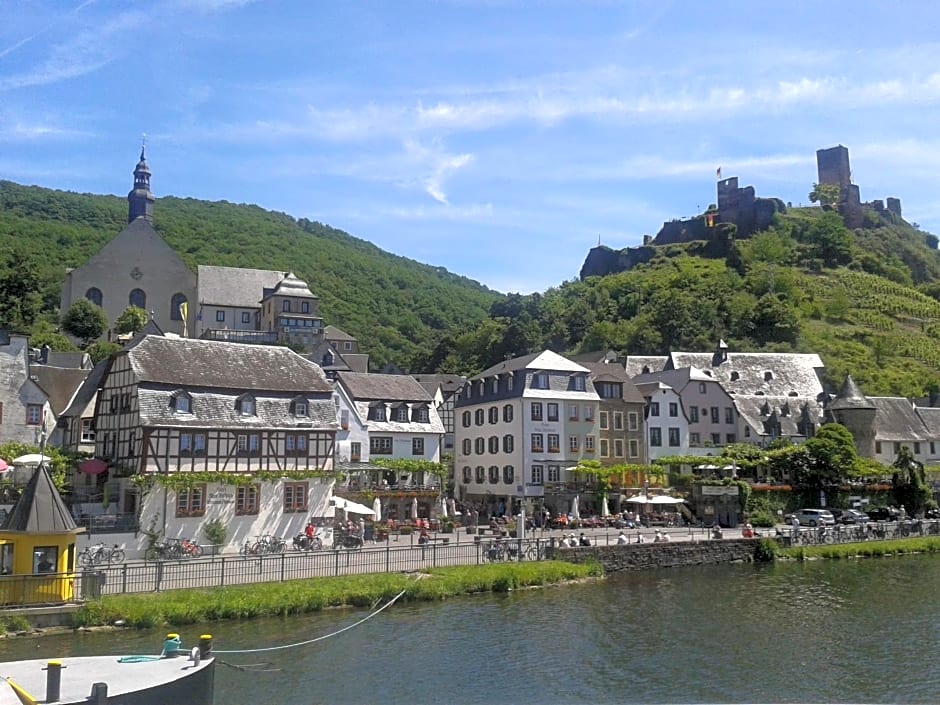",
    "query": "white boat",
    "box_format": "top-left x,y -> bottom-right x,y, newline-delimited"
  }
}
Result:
0,635 -> 214,705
